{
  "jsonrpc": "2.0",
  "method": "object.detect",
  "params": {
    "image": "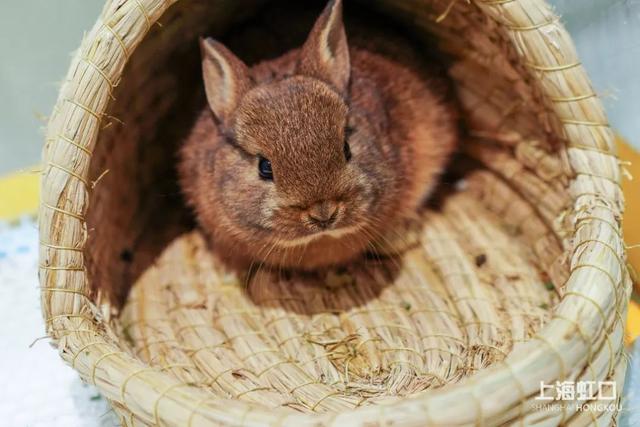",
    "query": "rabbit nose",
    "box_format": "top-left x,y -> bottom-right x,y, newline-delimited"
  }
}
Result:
306,201 -> 340,228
